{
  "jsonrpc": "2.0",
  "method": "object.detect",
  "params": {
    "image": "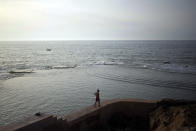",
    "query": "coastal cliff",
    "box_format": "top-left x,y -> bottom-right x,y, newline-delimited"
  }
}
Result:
150,99 -> 196,131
